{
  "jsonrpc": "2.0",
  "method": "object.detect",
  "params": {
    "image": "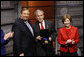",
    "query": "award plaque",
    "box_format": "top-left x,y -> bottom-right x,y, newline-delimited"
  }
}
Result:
40,29 -> 50,44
